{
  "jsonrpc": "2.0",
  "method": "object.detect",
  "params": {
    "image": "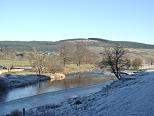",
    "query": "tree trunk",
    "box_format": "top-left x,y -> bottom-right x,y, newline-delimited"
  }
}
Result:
38,68 -> 41,75
64,58 -> 66,66
78,61 -> 80,66
114,72 -> 120,80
